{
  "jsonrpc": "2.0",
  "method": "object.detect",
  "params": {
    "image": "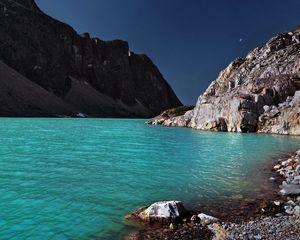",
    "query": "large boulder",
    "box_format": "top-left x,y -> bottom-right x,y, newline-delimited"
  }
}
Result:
126,201 -> 188,224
